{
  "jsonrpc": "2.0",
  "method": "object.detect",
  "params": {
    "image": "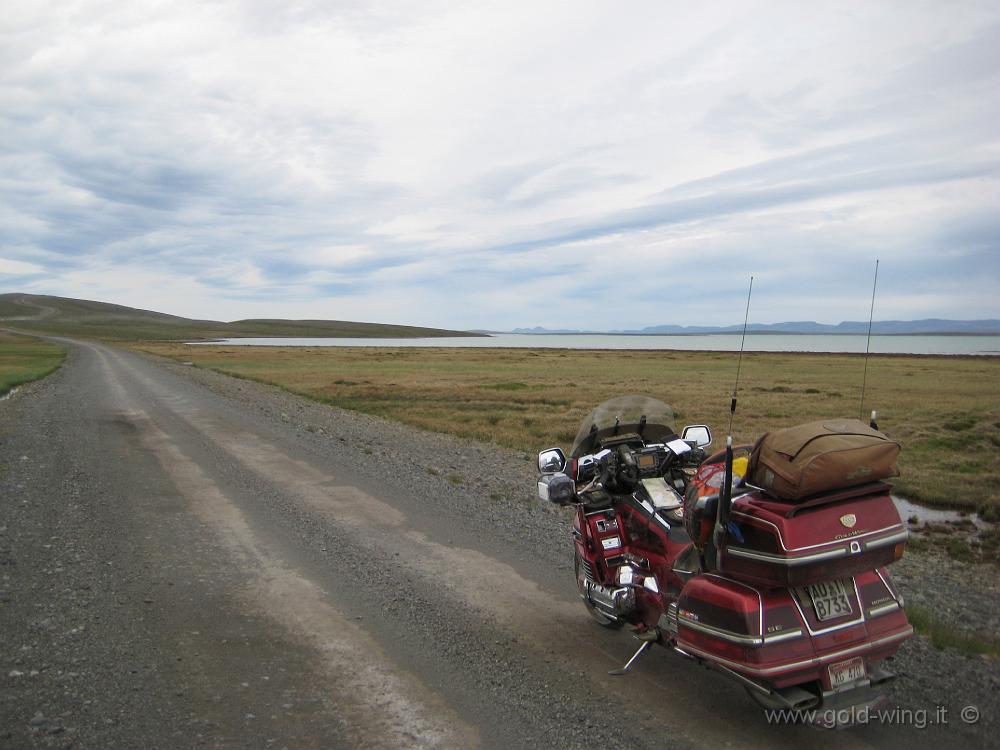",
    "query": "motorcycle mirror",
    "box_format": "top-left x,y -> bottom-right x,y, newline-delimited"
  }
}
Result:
537,472 -> 575,504
538,447 -> 567,474
682,424 -> 713,448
